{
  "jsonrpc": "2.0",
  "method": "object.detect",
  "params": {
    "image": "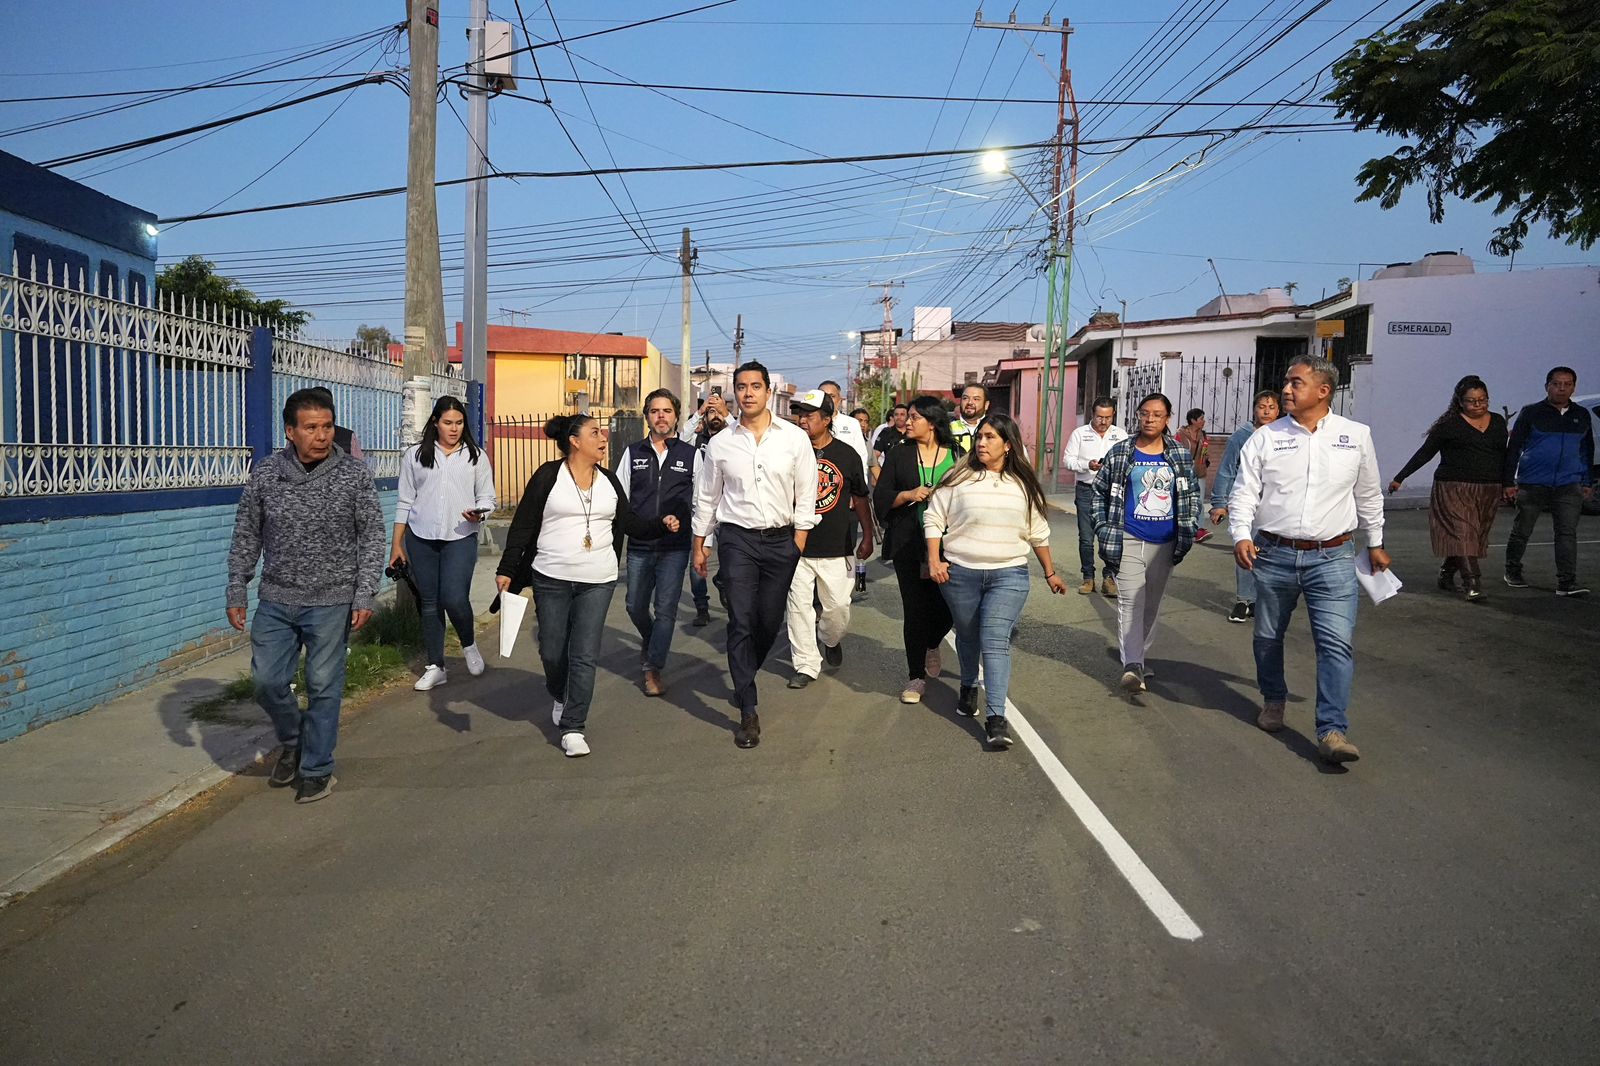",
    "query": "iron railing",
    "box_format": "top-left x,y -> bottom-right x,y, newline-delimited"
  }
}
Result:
271,333 -> 407,480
